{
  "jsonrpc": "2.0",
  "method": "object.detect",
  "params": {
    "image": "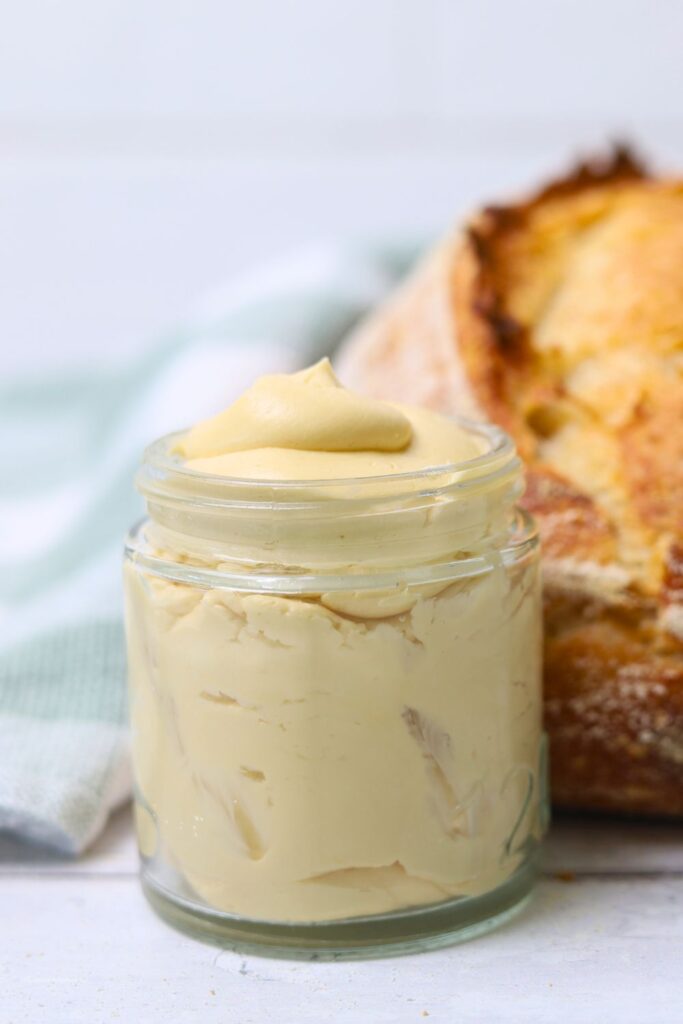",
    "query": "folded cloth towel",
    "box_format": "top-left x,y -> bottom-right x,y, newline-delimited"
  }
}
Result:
0,241 -> 420,854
